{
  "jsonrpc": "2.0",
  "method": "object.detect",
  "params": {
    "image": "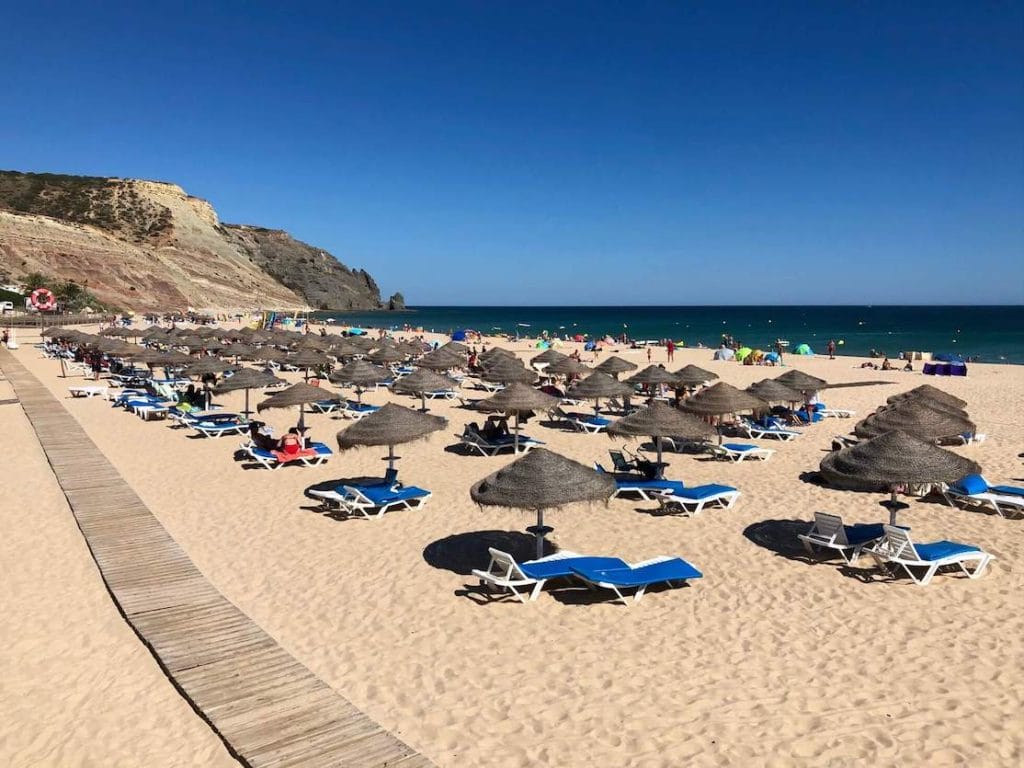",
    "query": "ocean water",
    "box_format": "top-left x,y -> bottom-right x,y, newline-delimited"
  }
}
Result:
313,306 -> 1024,364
